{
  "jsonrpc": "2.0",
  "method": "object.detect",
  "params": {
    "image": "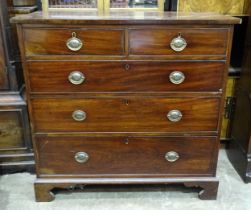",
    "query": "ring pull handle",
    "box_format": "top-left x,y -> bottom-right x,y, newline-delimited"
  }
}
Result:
66,32 -> 83,51
68,71 -> 85,85
72,110 -> 87,121
169,71 -> 185,84
170,33 -> 187,52
167,110 -> 183,122
75,152 -> 89,163
165,151 -> 179,162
